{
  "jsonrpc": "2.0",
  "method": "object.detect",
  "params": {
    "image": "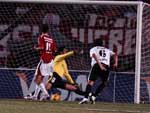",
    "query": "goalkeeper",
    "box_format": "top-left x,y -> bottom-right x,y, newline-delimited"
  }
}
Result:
40,46 -> 85,100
